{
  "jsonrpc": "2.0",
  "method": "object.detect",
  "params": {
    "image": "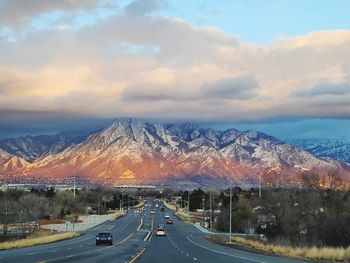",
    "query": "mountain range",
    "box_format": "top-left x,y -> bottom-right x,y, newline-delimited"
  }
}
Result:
286,139 -> 350,164
0,118 -> 348,187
